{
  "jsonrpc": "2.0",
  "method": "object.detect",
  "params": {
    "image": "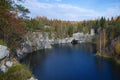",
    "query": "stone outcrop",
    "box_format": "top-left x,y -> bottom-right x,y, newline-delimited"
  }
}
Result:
73,32 -> 93,43
0,64 -> 7,73
53,32 -> 93,44
6,61 -> 13,67
16,32 -> 52,56
53,38 -> 73,44
28,77 -> 38,80
25,32 -> 52,50
16,31 -> 94,57
0,58 -> 19,73
0,60 -> 14,73
0,45 -> 9,60
0,61 -> 13,72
